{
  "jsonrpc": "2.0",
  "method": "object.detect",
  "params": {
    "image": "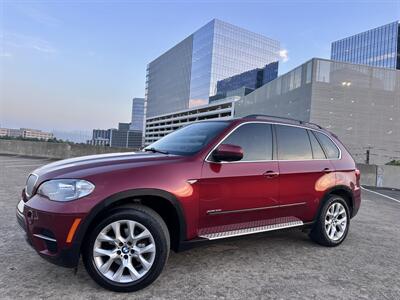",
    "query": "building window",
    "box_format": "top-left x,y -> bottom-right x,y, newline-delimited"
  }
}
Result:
316,60 -> 331,83
305,61 -> 312,83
